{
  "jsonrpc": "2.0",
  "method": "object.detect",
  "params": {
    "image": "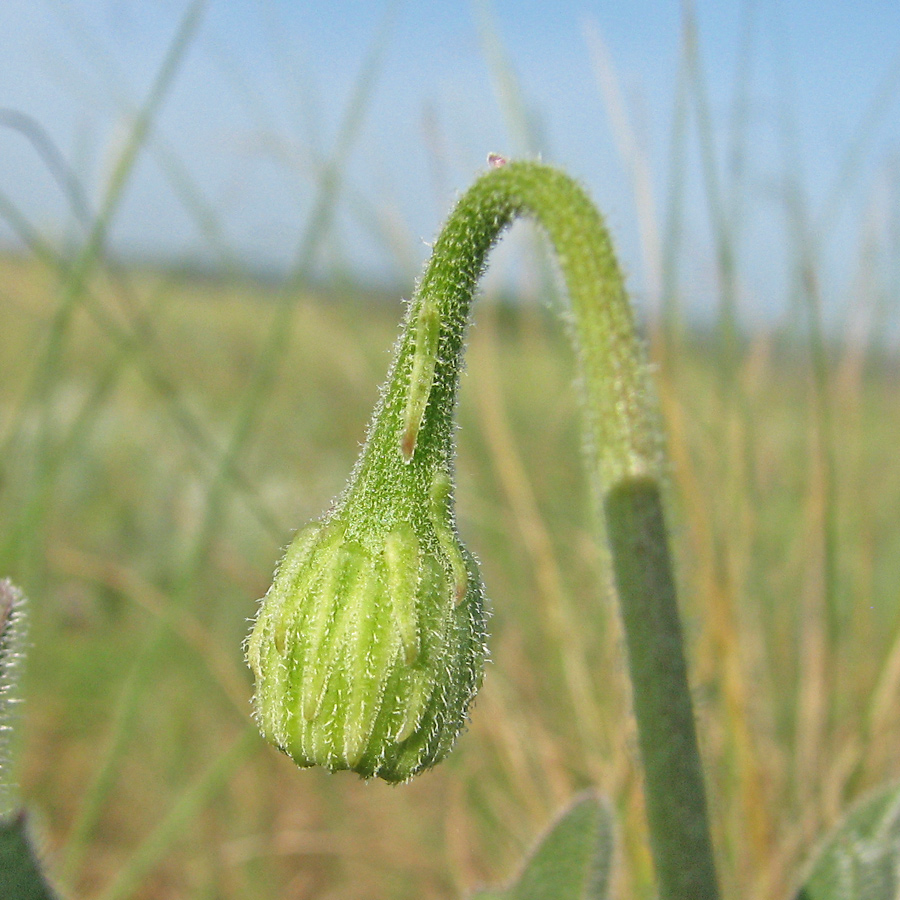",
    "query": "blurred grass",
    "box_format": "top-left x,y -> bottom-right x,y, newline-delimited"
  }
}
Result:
1,245 -> 900,899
